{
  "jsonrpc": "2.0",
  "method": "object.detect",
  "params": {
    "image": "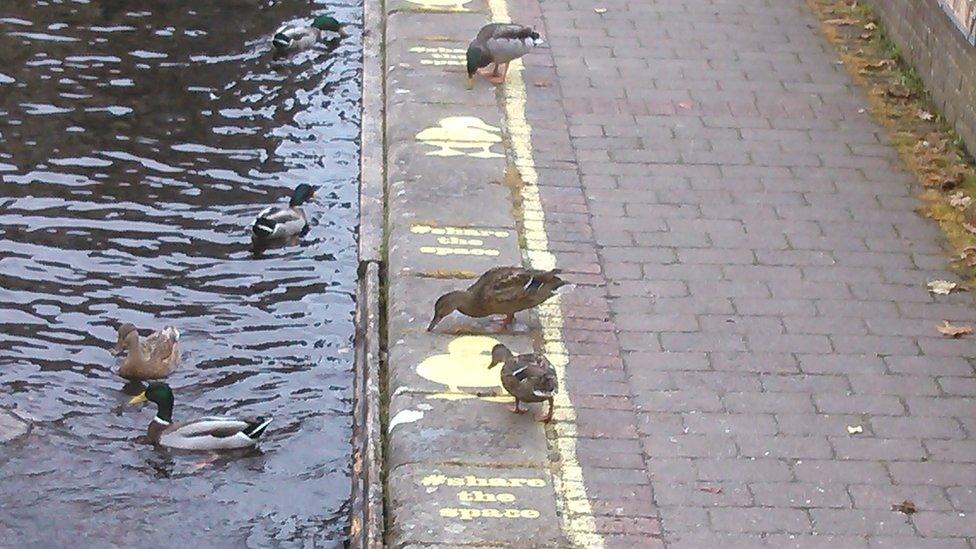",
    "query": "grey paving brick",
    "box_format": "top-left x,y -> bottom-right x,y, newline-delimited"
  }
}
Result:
709,507 -> 813,533
848,483 -> 954,511
750,482 -> 852,509
793,460 -> 891,485
807,508 -> 915,535
868,537 -> 971,549
697,458 -> 794,482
